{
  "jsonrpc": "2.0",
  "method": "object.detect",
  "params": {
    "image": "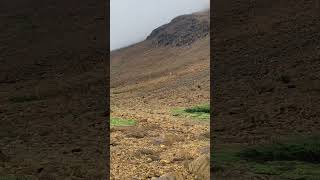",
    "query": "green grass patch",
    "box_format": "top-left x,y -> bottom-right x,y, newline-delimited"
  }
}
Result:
185,104 -> 210,113
9,96 -> 41,103
212,135 -> 320,179
172,104 -> 210,120
250,161 -> 320,179
213,148 -> 242,164
110,117 -> 136,127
